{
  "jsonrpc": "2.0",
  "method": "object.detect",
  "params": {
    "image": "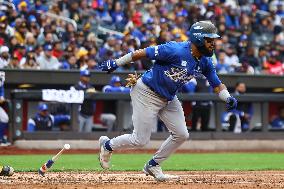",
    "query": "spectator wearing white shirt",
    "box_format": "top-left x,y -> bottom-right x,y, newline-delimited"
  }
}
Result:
0,46 -> 10,68
37,43 -> 60,70
224,45 -> 241,72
